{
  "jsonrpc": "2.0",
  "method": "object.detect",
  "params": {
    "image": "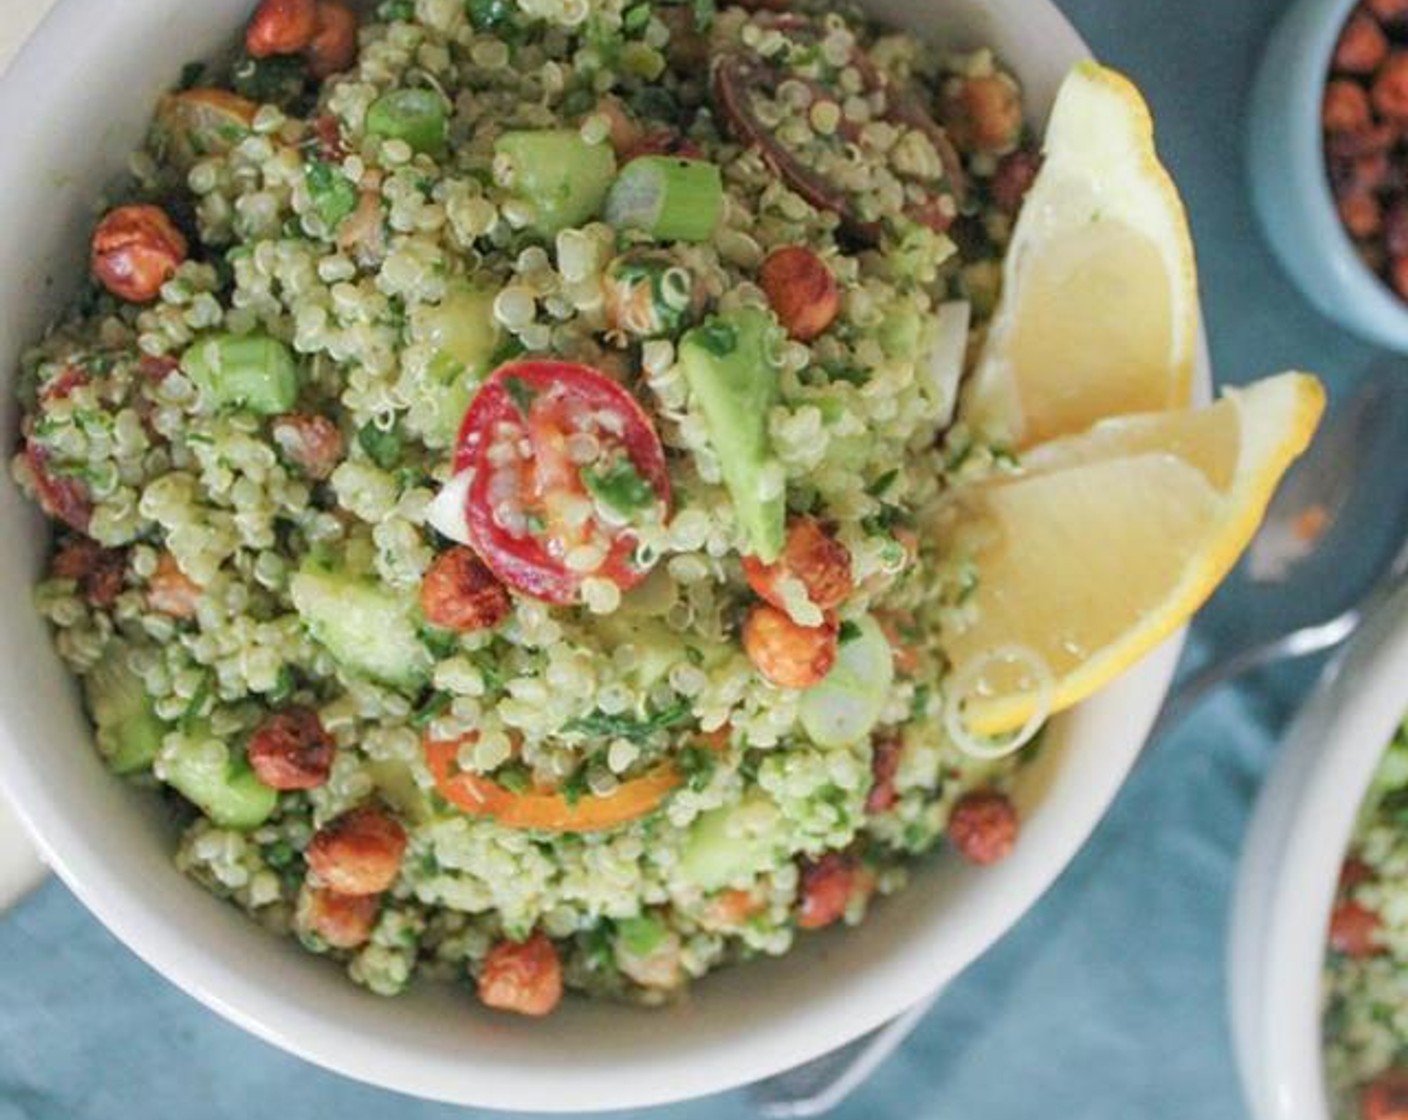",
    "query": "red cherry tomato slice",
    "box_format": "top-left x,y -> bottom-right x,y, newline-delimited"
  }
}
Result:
454,360 -> 671,604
